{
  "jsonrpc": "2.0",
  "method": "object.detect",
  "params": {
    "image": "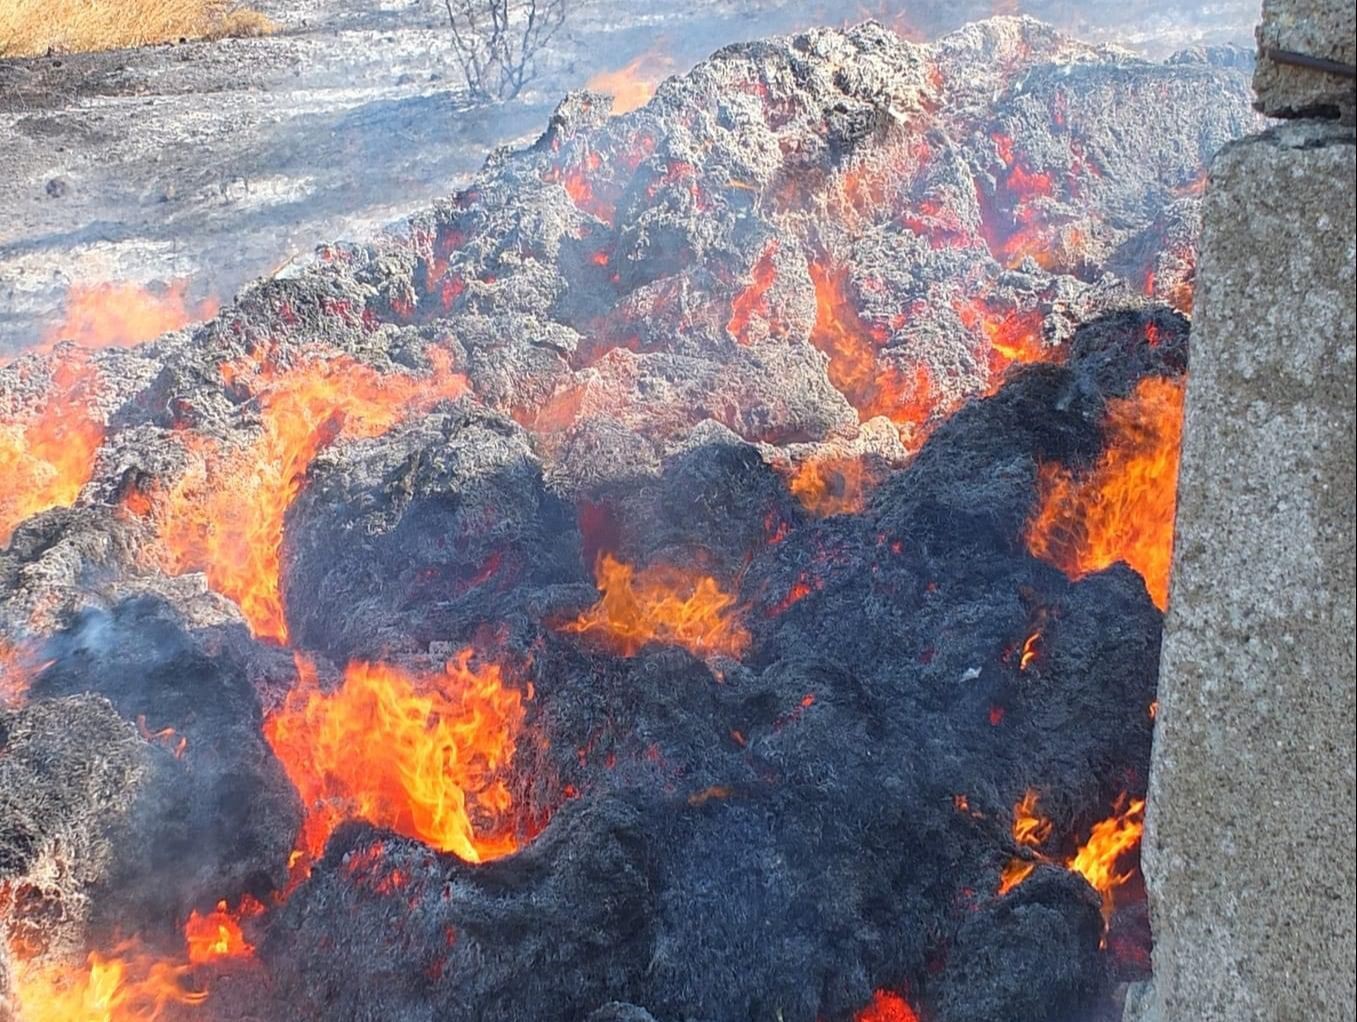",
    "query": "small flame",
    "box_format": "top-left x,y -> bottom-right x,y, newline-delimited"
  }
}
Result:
855,989 -> 919,1022
808,262 -> 940,442
11,943 -> 207,1022
159,350 -> 467,641
183,901 -> 256,965
998,788 -> 1053,895
1,356 -> 105,546
1018,631 -> 1041,672
787,455 -> 874,517
585,47 -> 676,115
1,641 -> 48,707
727,240 -> 781,345
1026,376 -> 1185,610
563,553 -> 750,659
263,650 -> 524,865
1068,796 -> 1146,921
37,280 -> 218,355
